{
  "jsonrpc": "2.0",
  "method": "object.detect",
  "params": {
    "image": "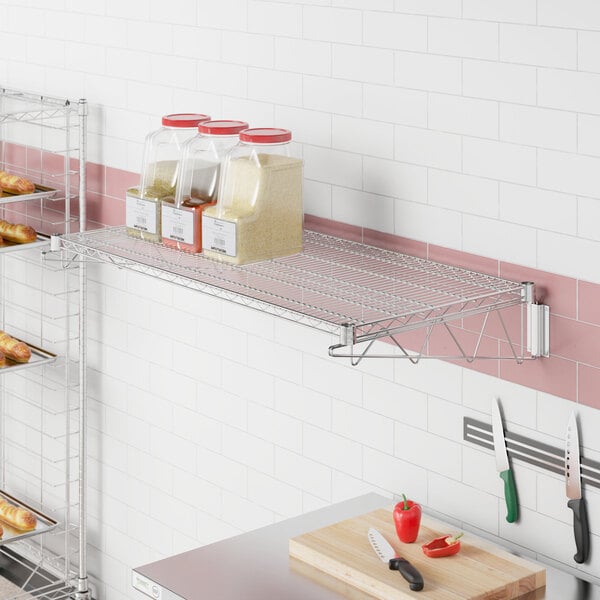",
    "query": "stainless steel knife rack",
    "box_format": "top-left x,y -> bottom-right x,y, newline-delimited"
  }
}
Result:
463,416 -> 600,489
